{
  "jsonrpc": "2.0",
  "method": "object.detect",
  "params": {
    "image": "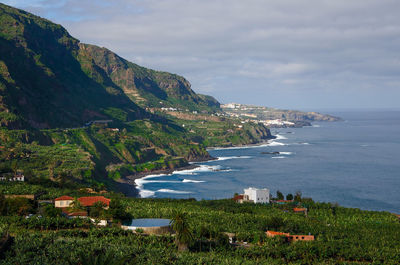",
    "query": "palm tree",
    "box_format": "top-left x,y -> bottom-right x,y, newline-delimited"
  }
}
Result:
170,211 -> 193,252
